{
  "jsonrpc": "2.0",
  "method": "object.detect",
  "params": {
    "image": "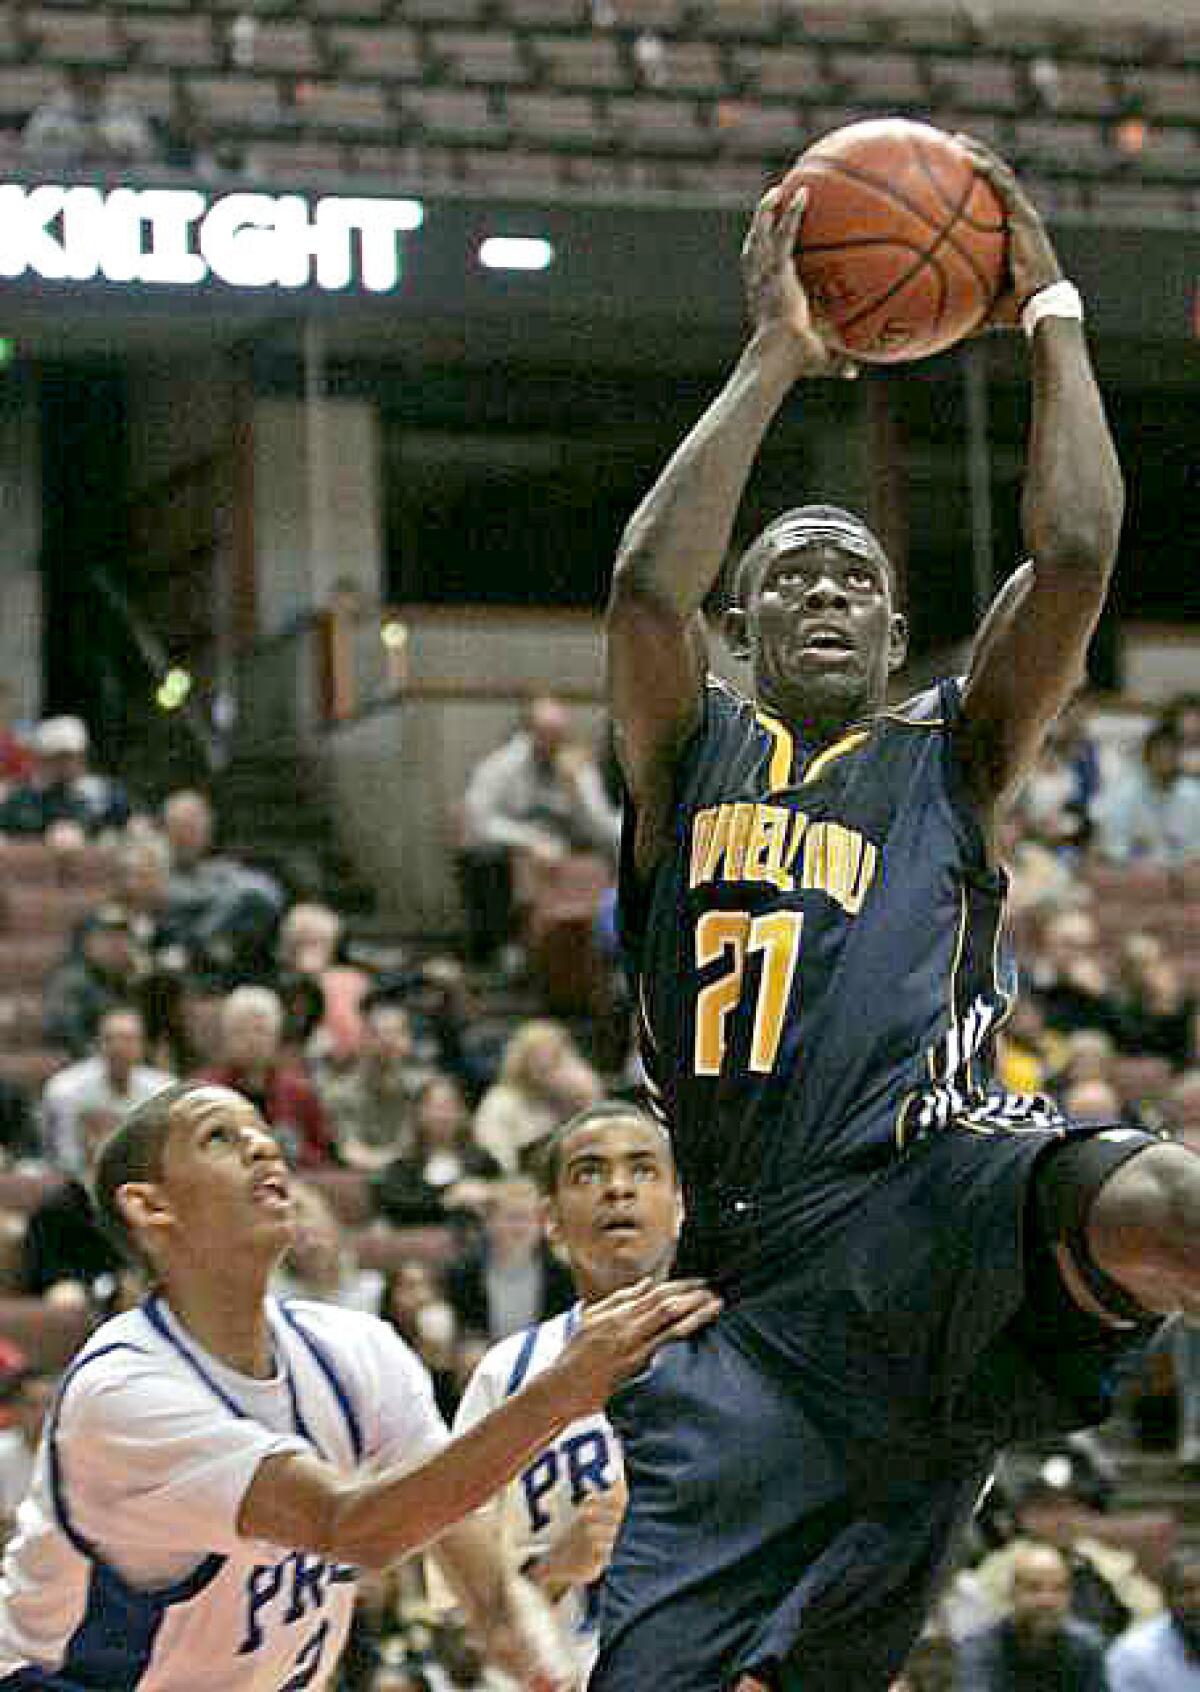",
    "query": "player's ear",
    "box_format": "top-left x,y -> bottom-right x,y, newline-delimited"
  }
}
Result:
887,611 -> 908,673
115,1180 -> 172,1245
724,606 -> 751,661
